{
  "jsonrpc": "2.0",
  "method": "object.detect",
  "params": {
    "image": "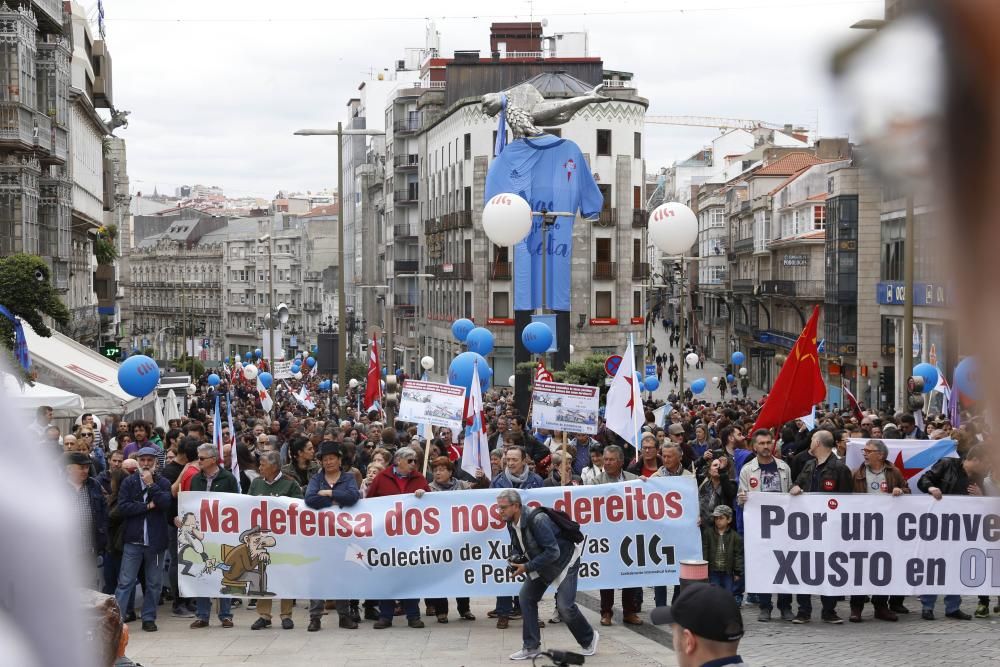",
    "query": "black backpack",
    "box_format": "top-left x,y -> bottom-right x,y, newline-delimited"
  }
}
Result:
530,506 -> 585,544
